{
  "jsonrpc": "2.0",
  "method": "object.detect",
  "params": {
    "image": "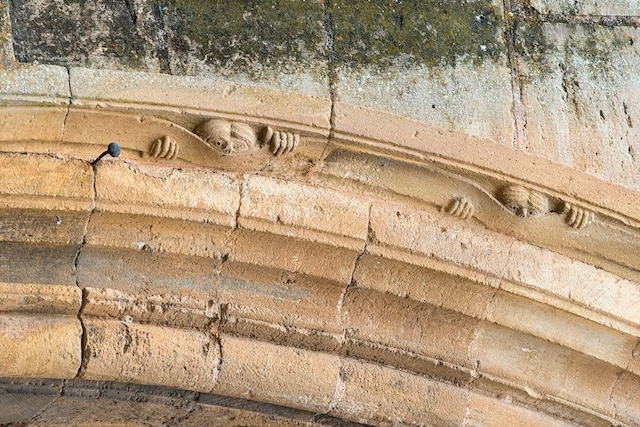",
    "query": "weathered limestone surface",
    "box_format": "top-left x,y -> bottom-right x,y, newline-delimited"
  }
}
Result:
2,1 -> 640,425
81,318 -> 219,392
519,23 -> 640,189
0,315 -> 81,378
